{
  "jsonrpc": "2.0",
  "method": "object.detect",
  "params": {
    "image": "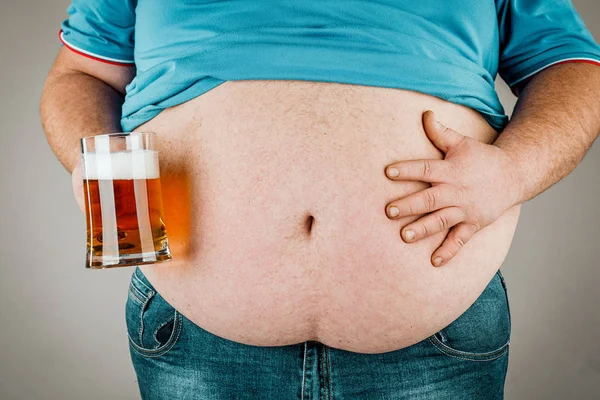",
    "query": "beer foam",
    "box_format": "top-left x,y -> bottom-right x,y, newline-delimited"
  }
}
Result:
83,150 -> 160,180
